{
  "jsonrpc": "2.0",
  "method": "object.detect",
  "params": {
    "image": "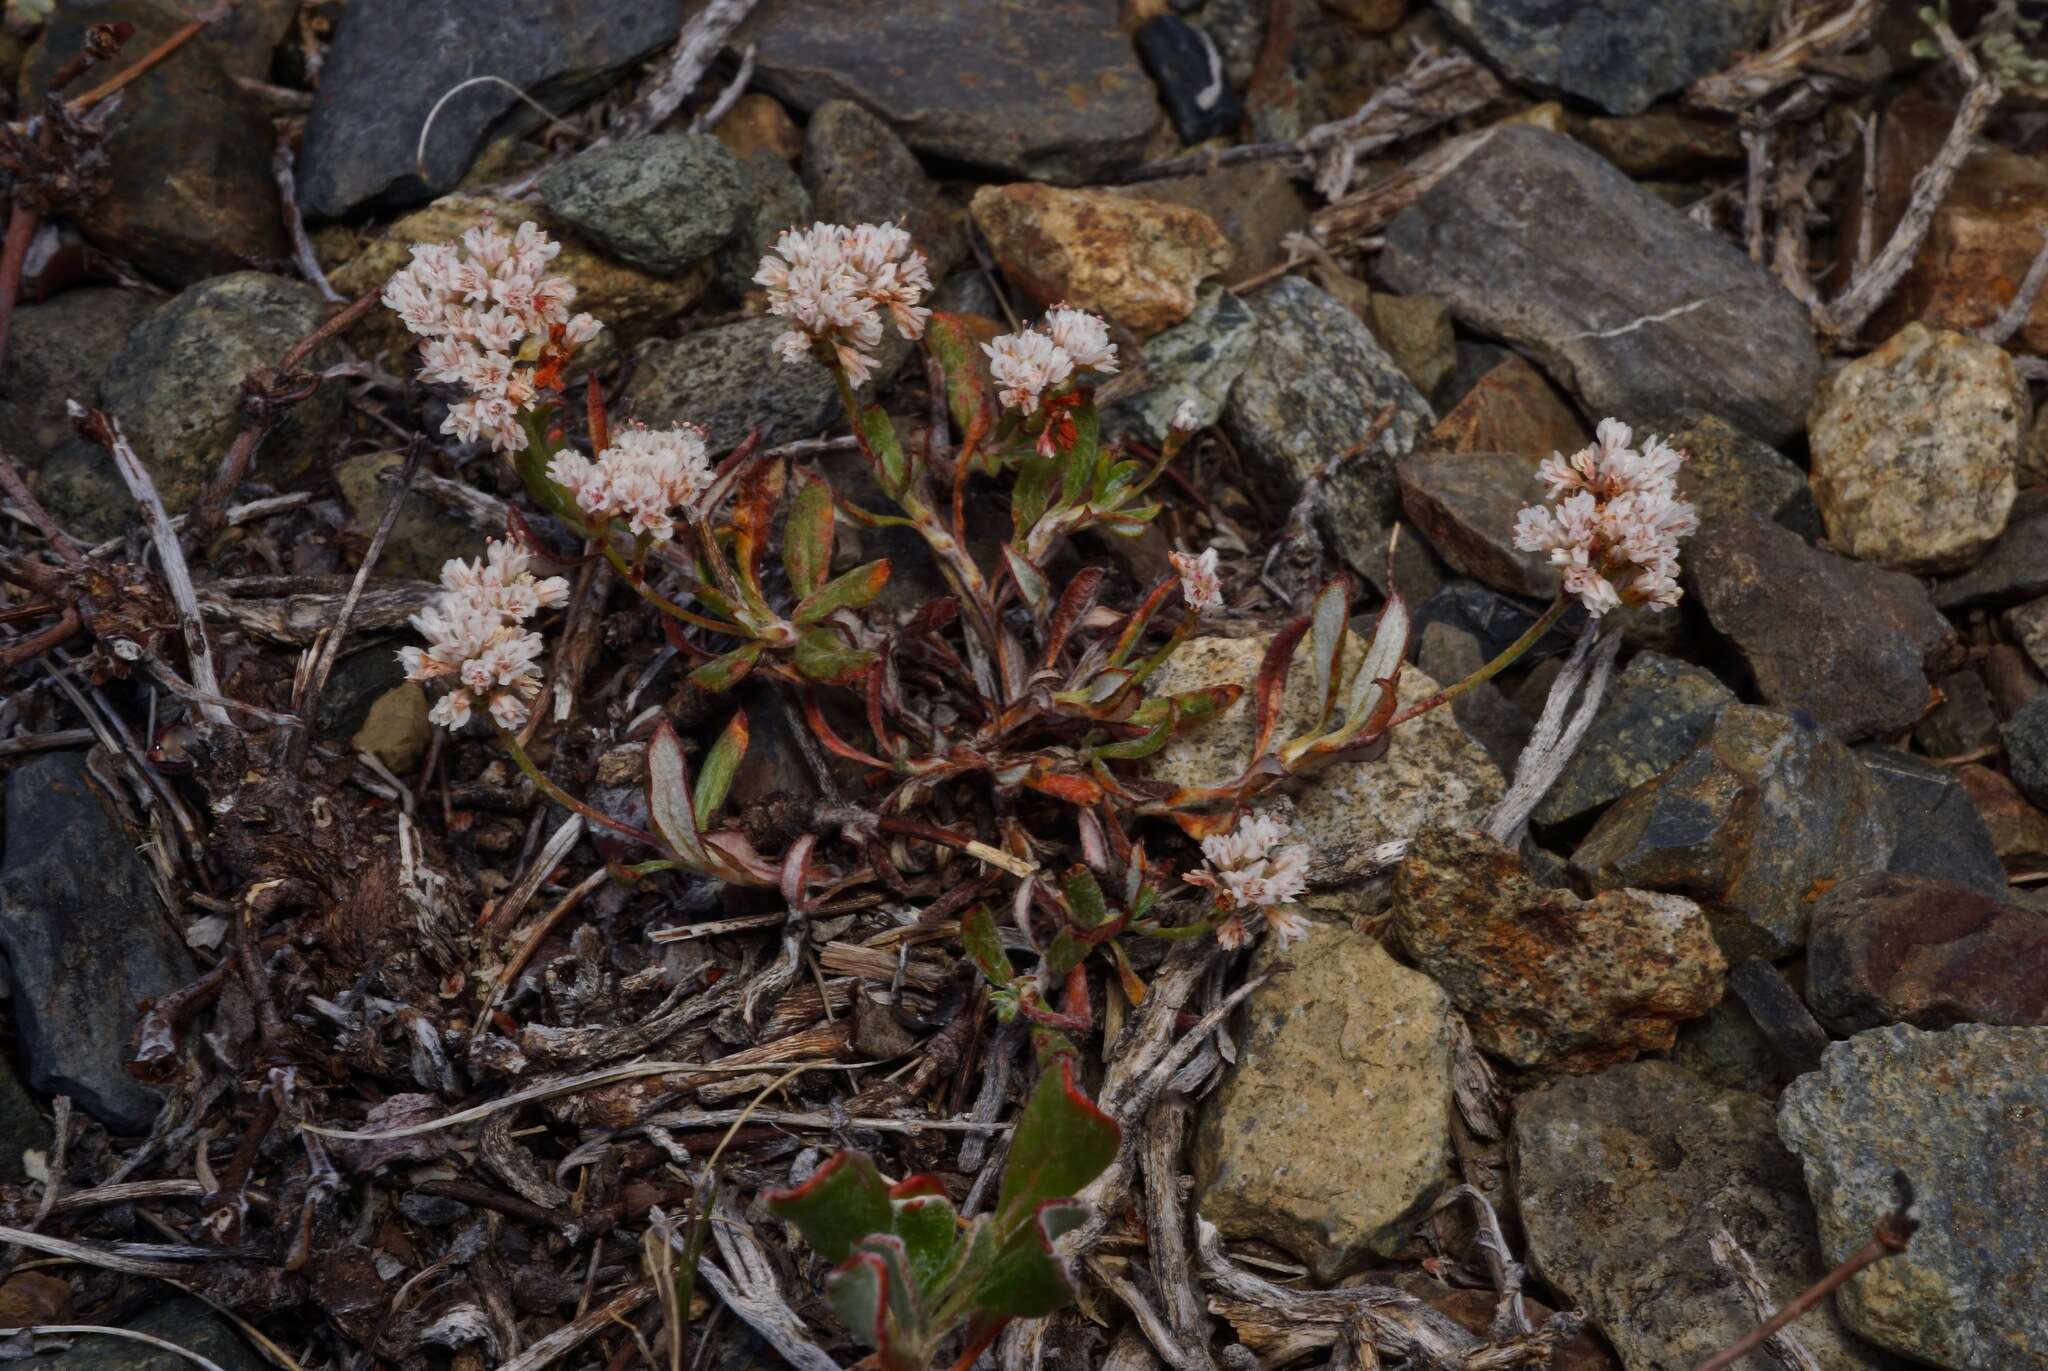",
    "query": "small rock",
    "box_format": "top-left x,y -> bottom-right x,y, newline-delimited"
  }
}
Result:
1805,873 -> 2048,1031
1424,351 -> 1588,458
1915,669 -> 2002,758
0,289 -> 156,465
333,451 -> 486,582
1516,1060 -> 1888,1371
1101,285 -> 1259,445
1779,1024 -> 2048,1369
327,195 -> 708,370
0,1270 -> 72,1327
1984,643 -> 2046,719
314,650 -> 408,742
24,2 -> 285,284
537,134 -> 748,276
1434,0 -> 1771,115
736,0 -> 1160,183
1931,490 -> 2048,610
1859,746 -> 2006,896
1956,765 -> 2048,871
852,994 -> 921,1060
970,183 -> 1232,336
1726,959 -> 1831,1078
1571,704 -> 1897,960
801,101 -> 963,278
0,755 -> 192,1131
1572,109 -> 1744,178
1673,996 -> 1782,1092
96,273 -> 342,517
352,684 -> 432,775
1107,162 -> 1309,278
2003,692 -> 2048,810
1413,581 -> 1583,662
633,317 -> 841,451
710,92 -> 804,163
1136,16 -> 1243,143
1145,632 -> 1504,884
716,152 -> 812,297
1398,451 -> 1554,599
1415,621 -> 1530,773
1224,277 -> 1435,590
1533,650 -> 1734,831
39,1298 -> 267,1371
1661,410 -> 1818,536
1367,293 -> 1456,399
1393,826 -> 1726,1073
1381,127 -> 1821,444
299,0 -> 677,218
1192,923 -> 1453,1278
1689,514 -> 1958,740
0,1055 -> 51,1182
2013,596 -> 2048,676
1807,324 -> 2022,573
